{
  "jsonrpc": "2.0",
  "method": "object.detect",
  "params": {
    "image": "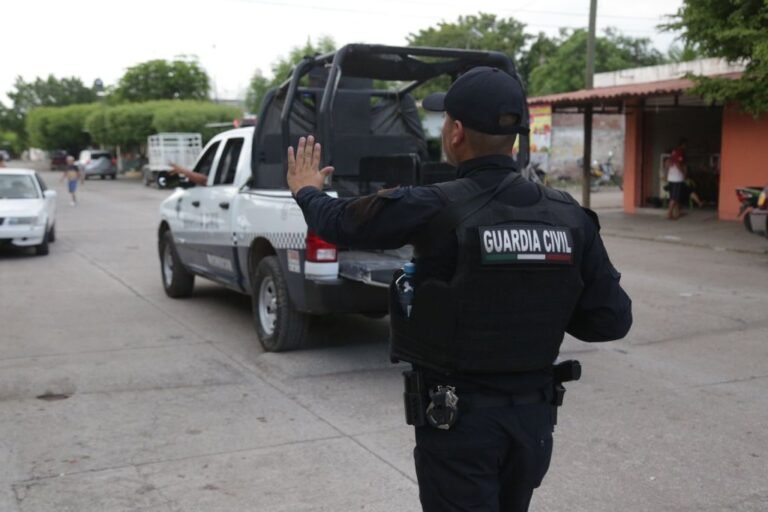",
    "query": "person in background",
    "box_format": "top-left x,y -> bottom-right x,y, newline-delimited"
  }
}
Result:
666,139 -> 687,220
0,153 -> 6,168
60,155 -> 82,205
